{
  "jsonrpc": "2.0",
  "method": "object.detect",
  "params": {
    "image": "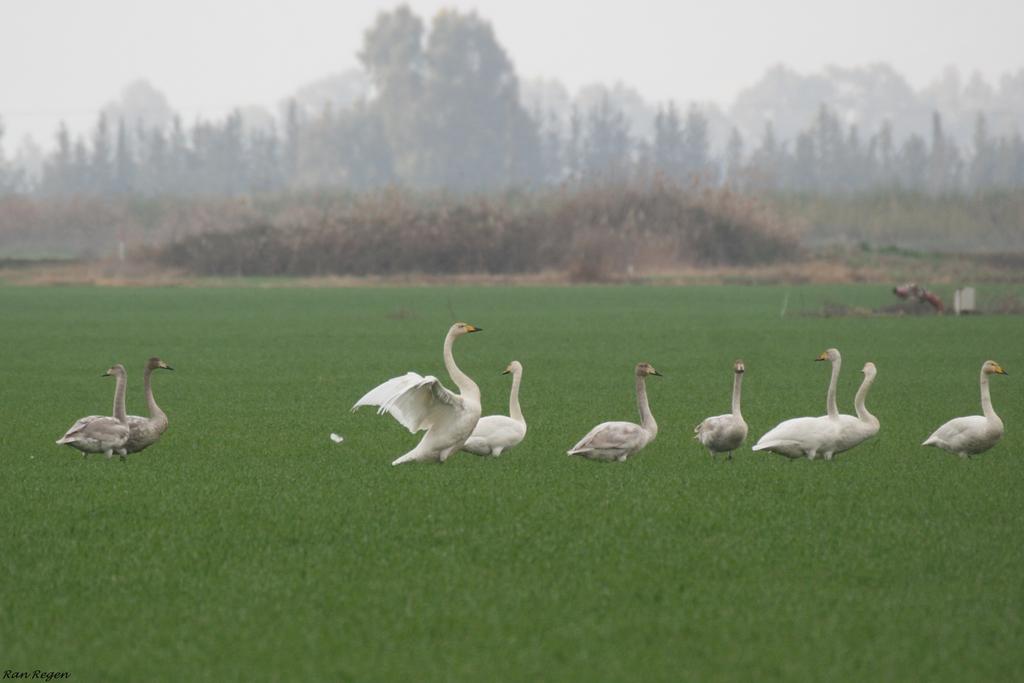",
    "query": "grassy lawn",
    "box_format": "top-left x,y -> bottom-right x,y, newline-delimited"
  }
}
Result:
1,284 -> 1022,681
